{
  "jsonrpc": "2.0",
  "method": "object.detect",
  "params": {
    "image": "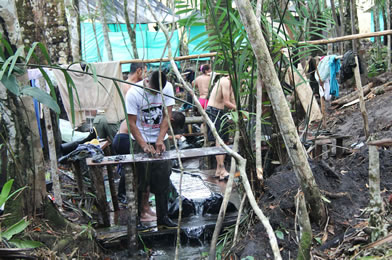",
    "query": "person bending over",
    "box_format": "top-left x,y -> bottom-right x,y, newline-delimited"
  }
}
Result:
125,70 -> 177,229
